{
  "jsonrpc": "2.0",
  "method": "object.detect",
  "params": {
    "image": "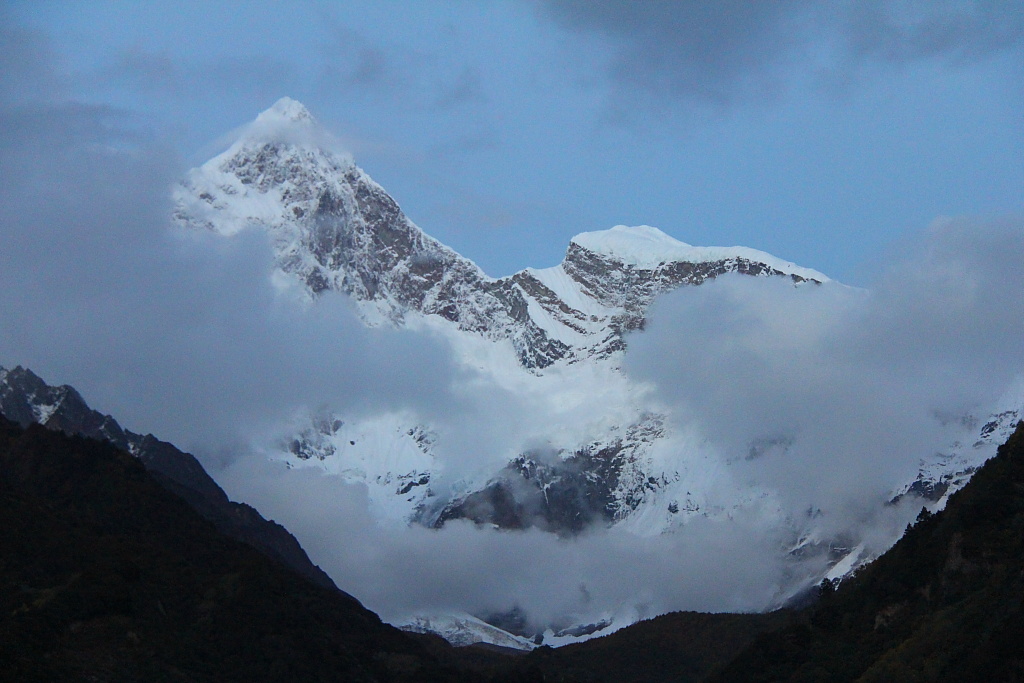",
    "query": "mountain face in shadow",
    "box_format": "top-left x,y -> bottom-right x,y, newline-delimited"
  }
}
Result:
706,419 -> 1024,682
0,415 -> 482,682
0,364 -> 336,591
